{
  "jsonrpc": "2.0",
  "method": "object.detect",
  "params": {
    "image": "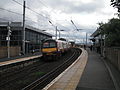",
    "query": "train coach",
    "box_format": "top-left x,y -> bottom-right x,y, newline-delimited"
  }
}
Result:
41,39 -> 71,58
